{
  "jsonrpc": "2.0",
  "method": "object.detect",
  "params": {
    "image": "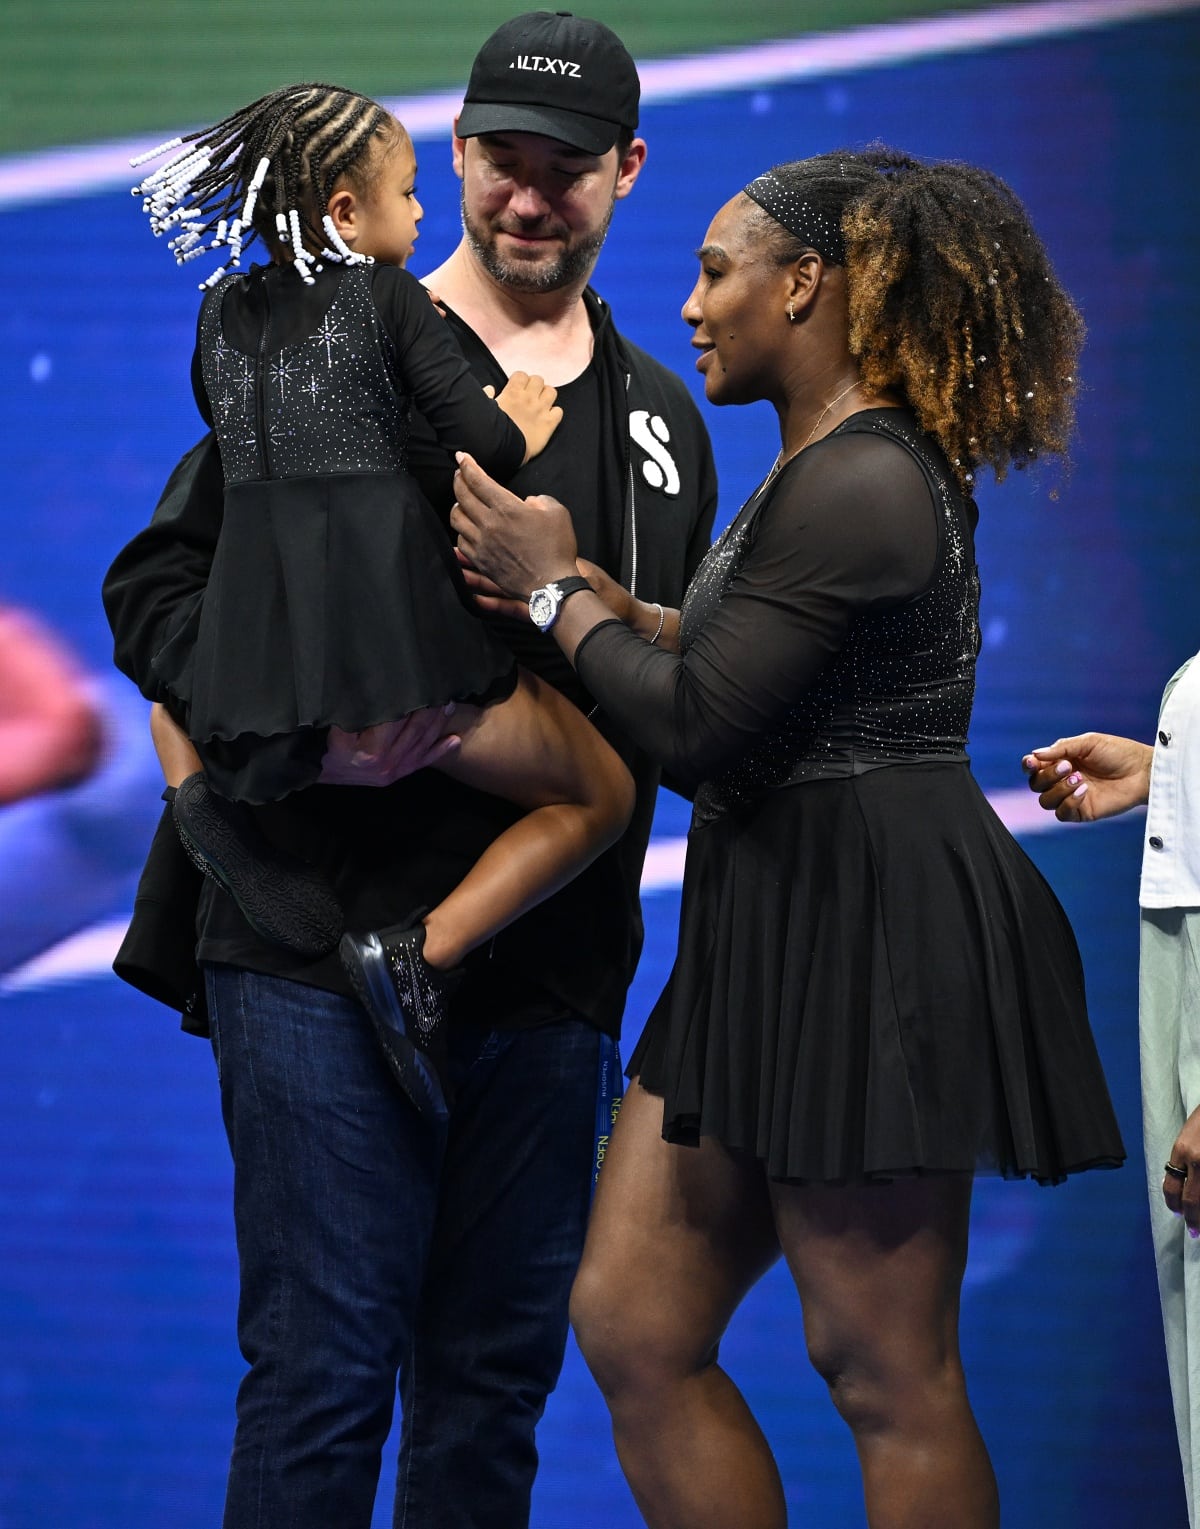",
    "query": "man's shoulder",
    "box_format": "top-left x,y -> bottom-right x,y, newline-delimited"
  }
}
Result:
587,291 -> 703,421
